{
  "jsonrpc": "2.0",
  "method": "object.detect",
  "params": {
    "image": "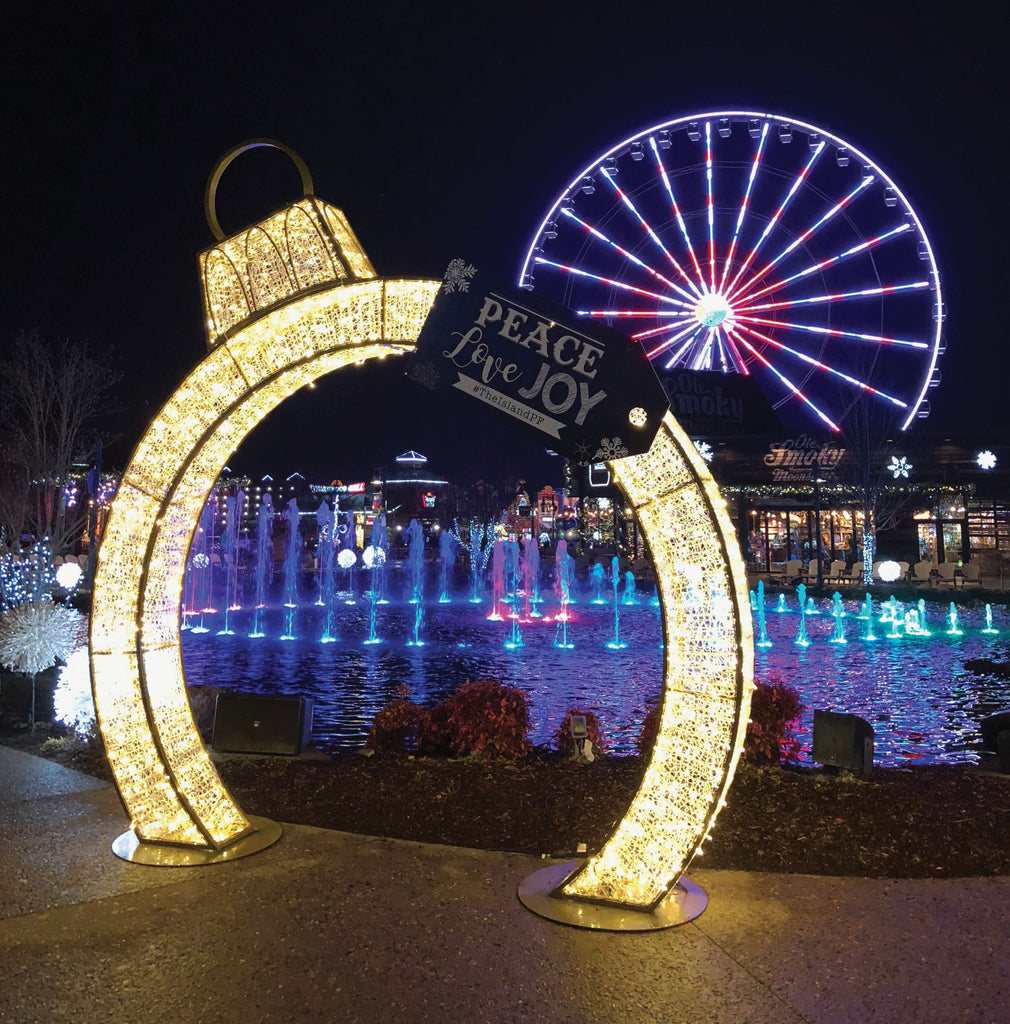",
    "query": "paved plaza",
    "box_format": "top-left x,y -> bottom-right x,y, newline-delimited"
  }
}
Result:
1,744 -> 1008,1024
